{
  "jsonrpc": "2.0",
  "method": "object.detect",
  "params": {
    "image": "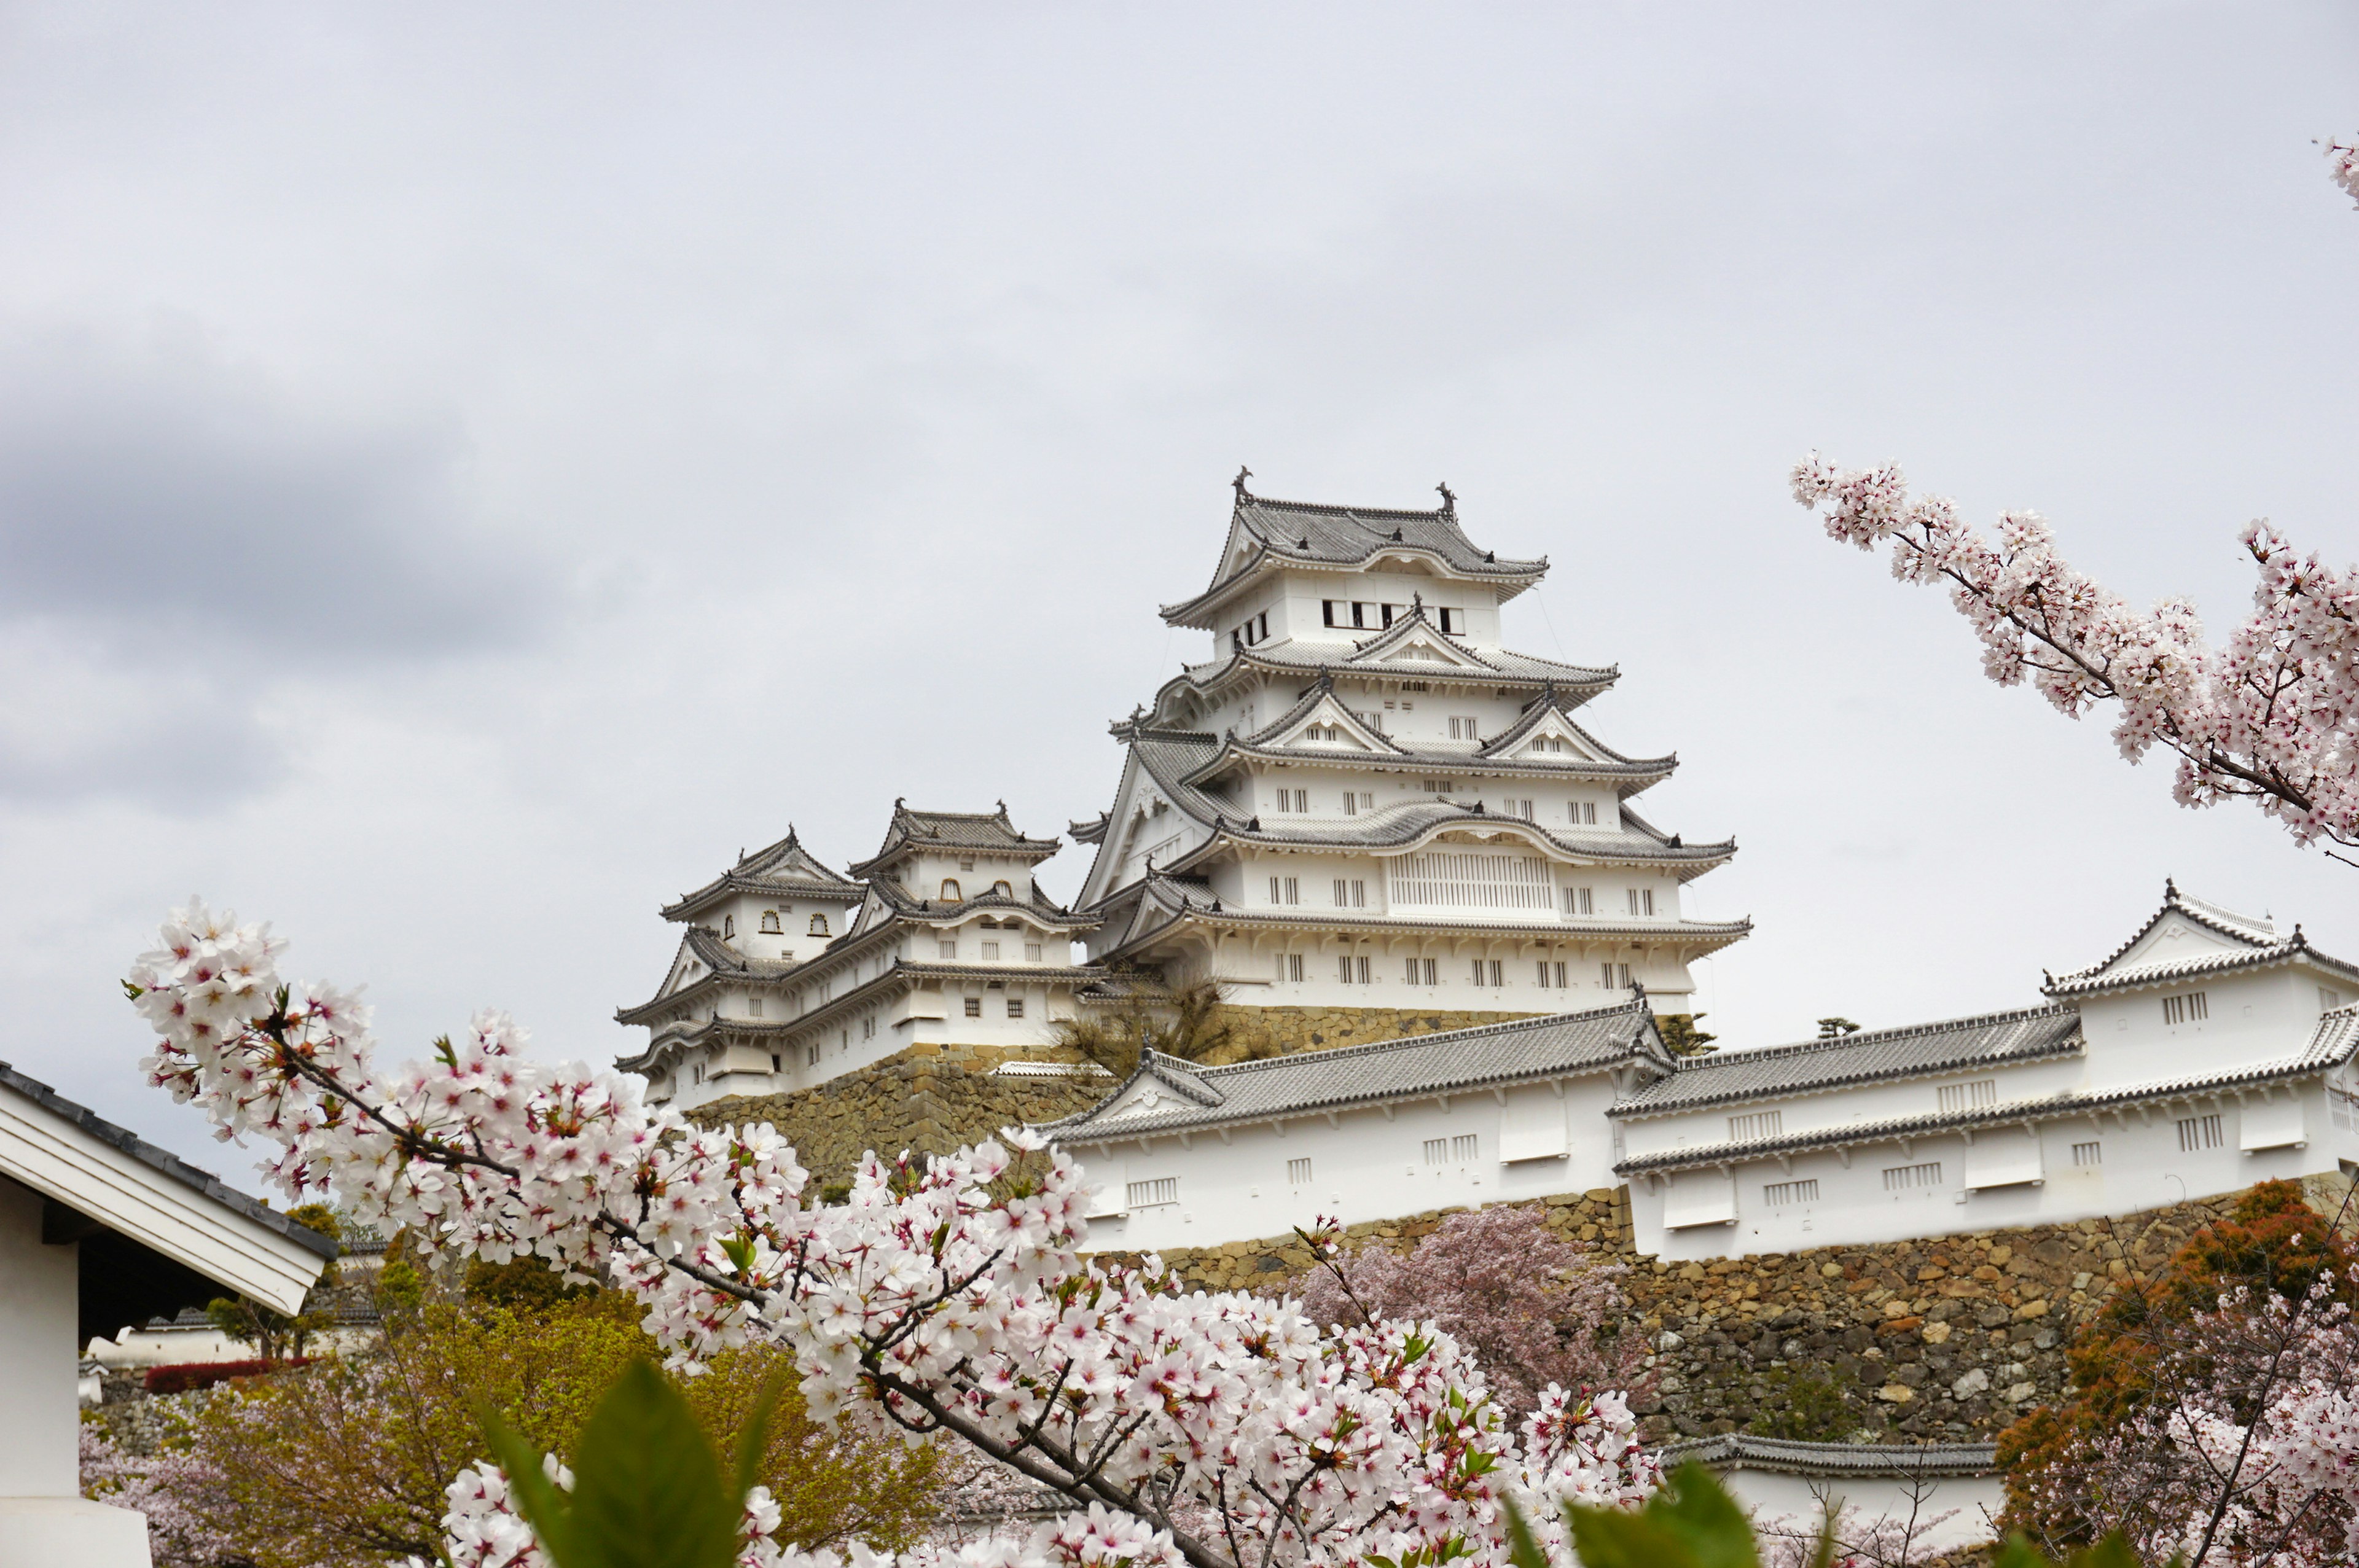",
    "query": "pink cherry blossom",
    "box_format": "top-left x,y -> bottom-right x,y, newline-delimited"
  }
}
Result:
131,902 -> 1657,1568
